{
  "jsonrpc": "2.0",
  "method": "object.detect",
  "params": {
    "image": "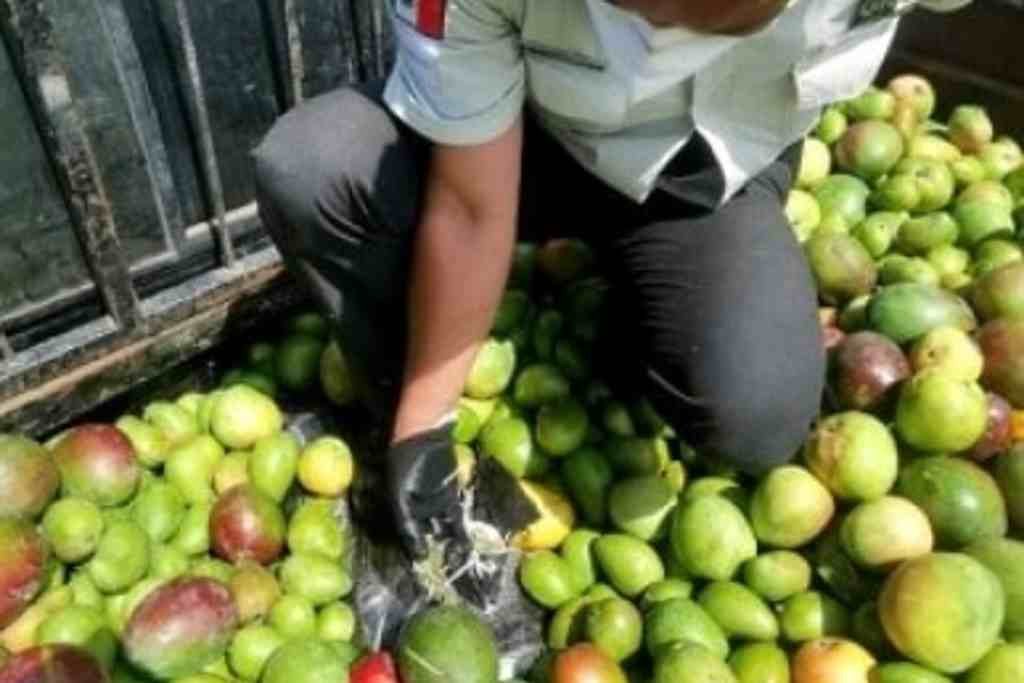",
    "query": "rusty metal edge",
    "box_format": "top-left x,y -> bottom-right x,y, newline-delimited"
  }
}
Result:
0,249 -> 304,436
